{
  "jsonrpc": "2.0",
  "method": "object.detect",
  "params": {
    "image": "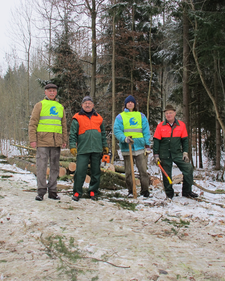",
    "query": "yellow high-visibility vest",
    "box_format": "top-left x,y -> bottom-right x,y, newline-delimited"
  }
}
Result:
121,111 -> 143,138
37,99 -> 64,134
